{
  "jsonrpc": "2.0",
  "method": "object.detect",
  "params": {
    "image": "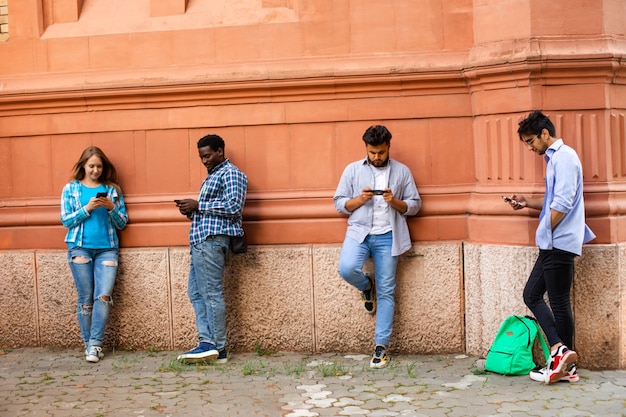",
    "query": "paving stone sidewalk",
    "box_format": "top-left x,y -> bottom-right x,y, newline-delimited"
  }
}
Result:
0,347 -> 624,417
